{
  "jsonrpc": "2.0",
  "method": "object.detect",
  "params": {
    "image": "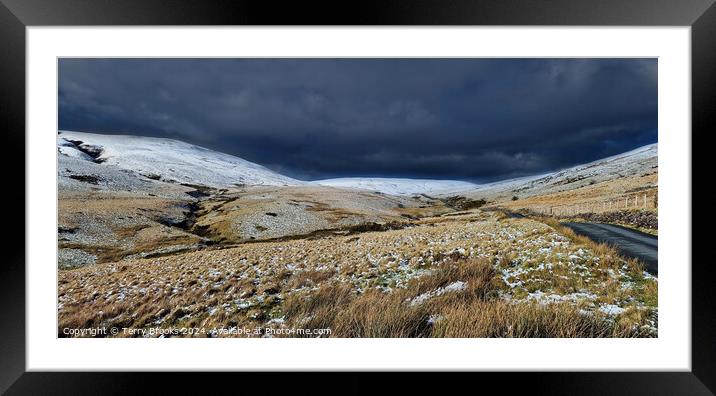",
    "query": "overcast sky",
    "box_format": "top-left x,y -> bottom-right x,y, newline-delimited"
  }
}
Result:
58,58 -> 657,182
